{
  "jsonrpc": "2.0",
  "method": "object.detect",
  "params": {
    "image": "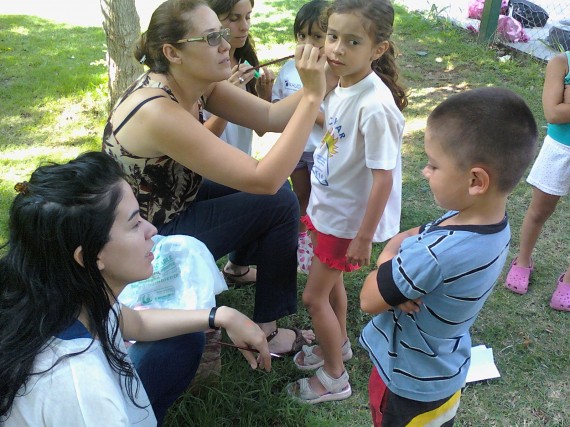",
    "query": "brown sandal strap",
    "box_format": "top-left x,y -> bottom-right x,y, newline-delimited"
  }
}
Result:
266,328 -> 311,356
266,329 -> 279,343
222,267 -> 250,279
290,328 -> 306,352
